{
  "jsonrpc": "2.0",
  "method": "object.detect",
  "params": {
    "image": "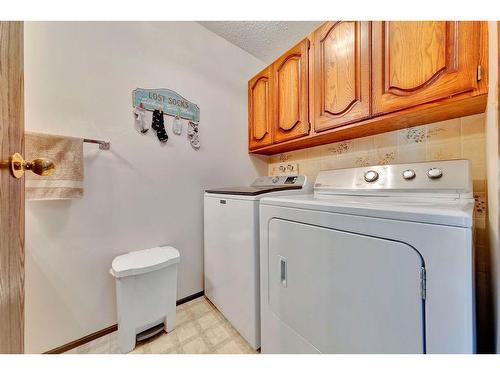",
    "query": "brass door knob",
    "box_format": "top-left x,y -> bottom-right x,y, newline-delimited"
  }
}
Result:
6,153 -> 55,178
